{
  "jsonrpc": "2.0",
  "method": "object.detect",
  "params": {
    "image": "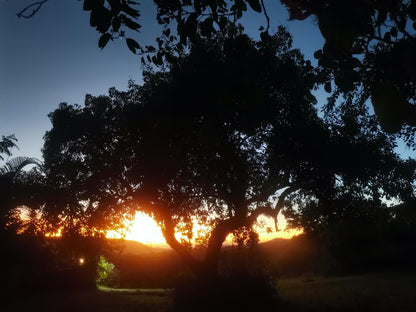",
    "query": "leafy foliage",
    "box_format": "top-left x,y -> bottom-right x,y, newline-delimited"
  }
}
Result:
42,29 -> 323,276
284,92 -> 416,235
41,27 -> 415,279
0,135 -> 45,232
0,134 -> 18,161
96,255 -> 120,287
